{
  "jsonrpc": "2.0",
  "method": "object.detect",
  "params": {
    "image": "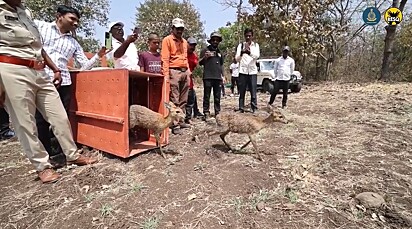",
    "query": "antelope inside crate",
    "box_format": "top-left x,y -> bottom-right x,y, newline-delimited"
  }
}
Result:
69,69 -> 169,158
129,72 -> 168,148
